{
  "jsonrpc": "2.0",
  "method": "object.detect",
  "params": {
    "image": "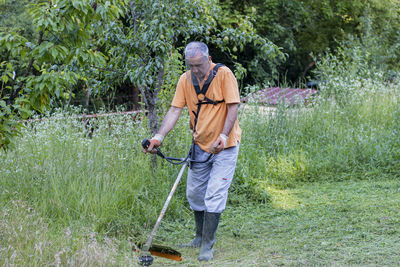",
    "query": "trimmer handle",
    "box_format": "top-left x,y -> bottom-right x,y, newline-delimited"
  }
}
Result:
142,138 -> 164,158
142,138 -> 151,150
